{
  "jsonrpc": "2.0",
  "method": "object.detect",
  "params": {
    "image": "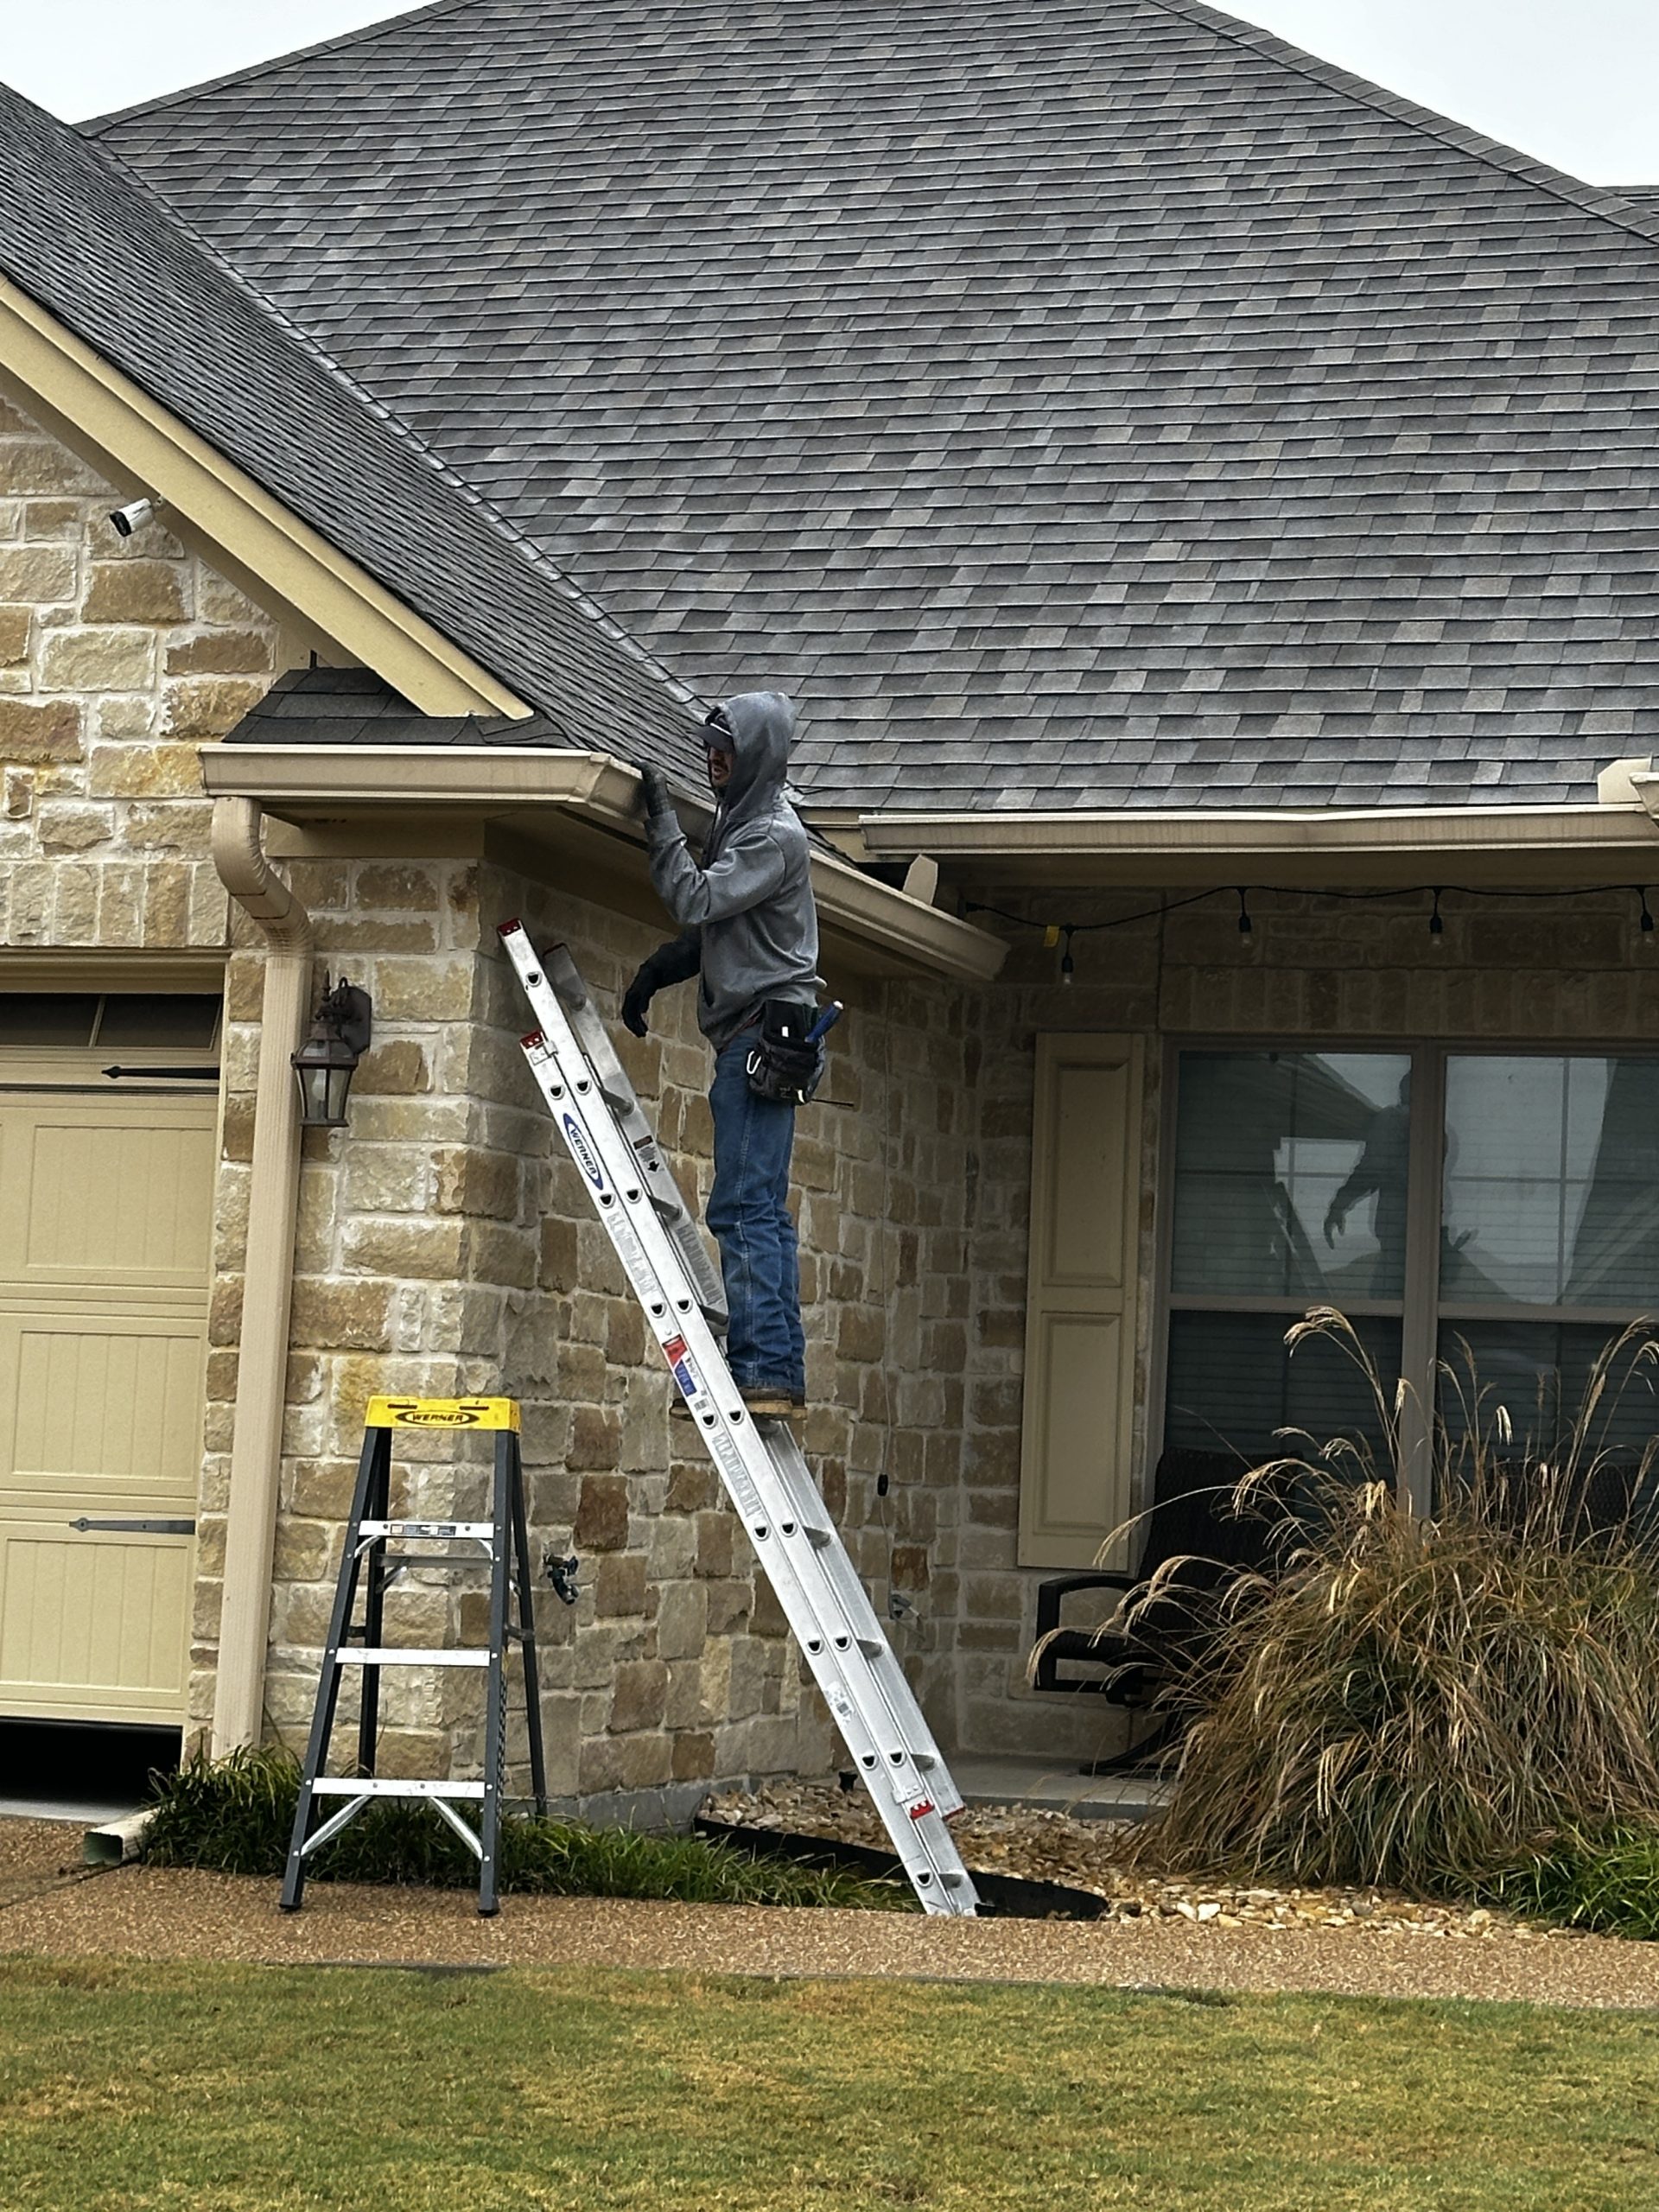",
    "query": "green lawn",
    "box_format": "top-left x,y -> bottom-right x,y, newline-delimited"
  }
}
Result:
2,1958 -> 1657,2209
